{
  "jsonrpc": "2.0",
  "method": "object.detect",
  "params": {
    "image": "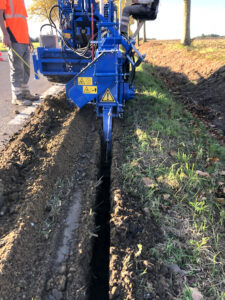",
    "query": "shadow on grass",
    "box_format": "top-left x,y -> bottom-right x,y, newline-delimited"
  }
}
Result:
140,62 -> 225,134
